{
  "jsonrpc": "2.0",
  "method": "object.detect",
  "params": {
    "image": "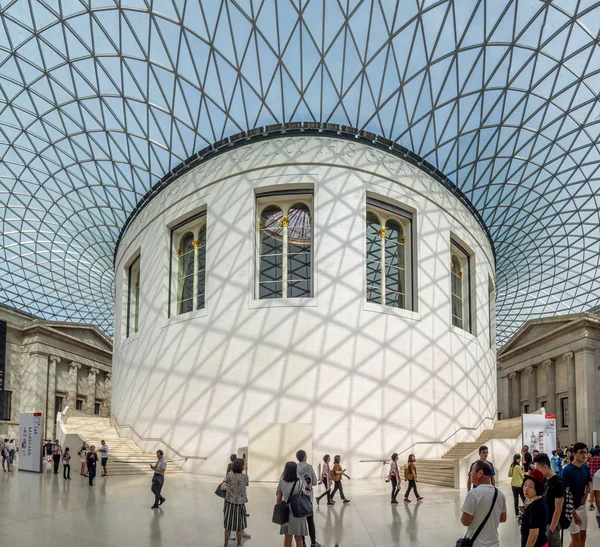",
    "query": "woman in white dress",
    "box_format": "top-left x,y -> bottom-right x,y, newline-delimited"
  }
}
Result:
78,442 -> 88,476
276,461 -> 308,547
